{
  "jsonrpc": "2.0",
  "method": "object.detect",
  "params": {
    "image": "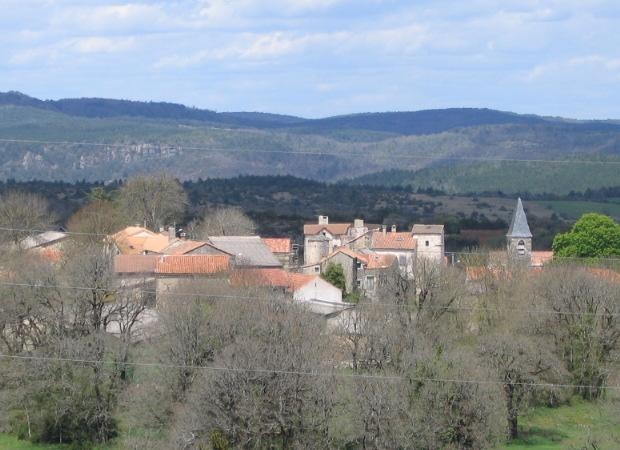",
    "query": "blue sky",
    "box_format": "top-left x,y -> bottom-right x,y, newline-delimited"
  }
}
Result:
1,0 -> 619,118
